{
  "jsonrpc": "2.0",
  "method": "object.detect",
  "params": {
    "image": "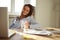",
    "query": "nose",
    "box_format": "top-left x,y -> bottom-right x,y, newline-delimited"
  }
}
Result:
24,10 -> 27,13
